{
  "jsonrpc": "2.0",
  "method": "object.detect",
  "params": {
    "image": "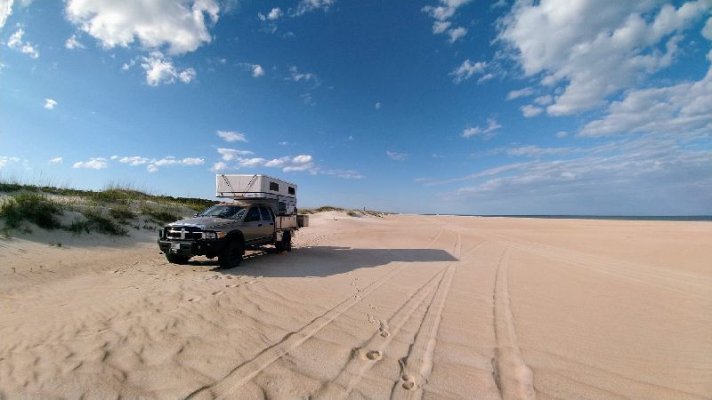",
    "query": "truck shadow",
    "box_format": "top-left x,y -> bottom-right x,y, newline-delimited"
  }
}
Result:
187,246 -> 458,278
